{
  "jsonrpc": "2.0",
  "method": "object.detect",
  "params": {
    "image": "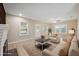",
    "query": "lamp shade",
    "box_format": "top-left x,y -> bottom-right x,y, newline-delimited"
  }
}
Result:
68,29 -> 75,35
